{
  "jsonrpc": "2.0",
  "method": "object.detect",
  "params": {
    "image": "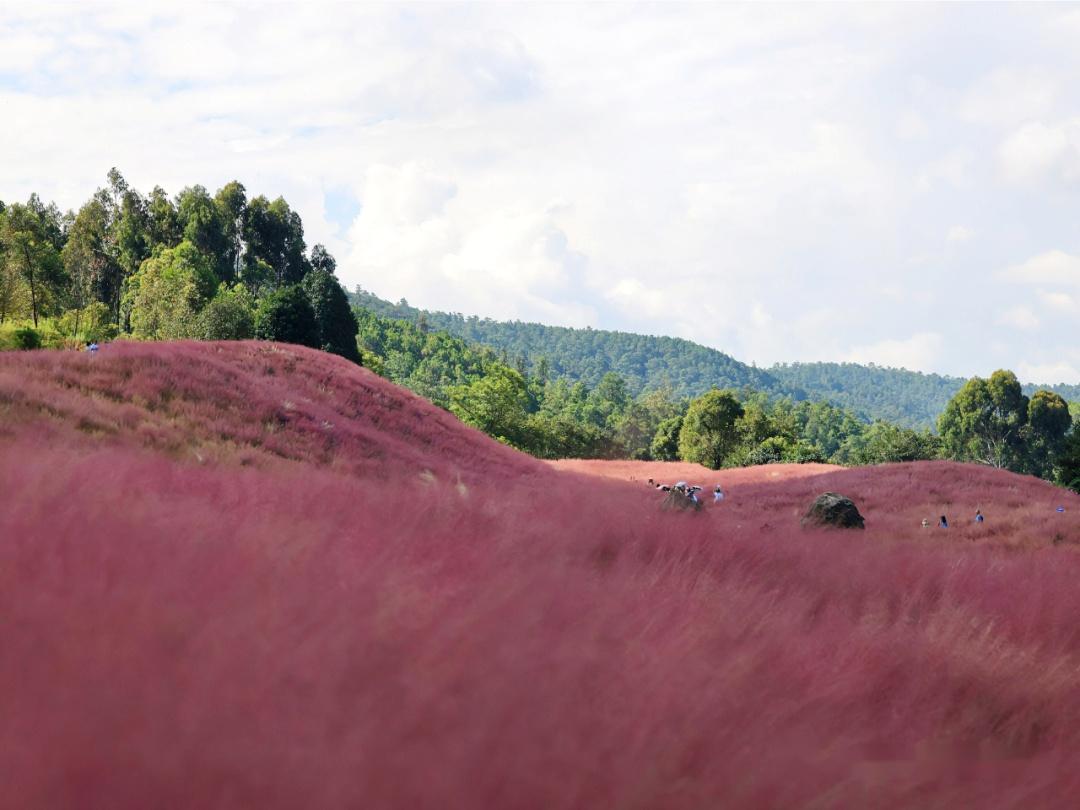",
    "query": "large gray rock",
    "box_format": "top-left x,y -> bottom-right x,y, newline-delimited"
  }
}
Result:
802,492 -> 865,530
661,488 -> 701,512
